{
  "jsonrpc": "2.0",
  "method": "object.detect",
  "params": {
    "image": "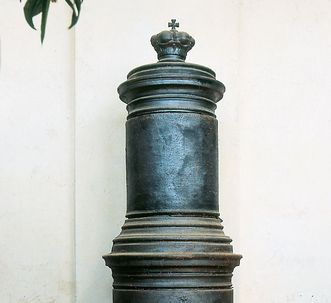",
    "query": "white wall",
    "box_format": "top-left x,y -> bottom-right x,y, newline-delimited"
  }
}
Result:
0,1 -> 75,303
1,0 -> 331,302
238,1 -> 331,302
